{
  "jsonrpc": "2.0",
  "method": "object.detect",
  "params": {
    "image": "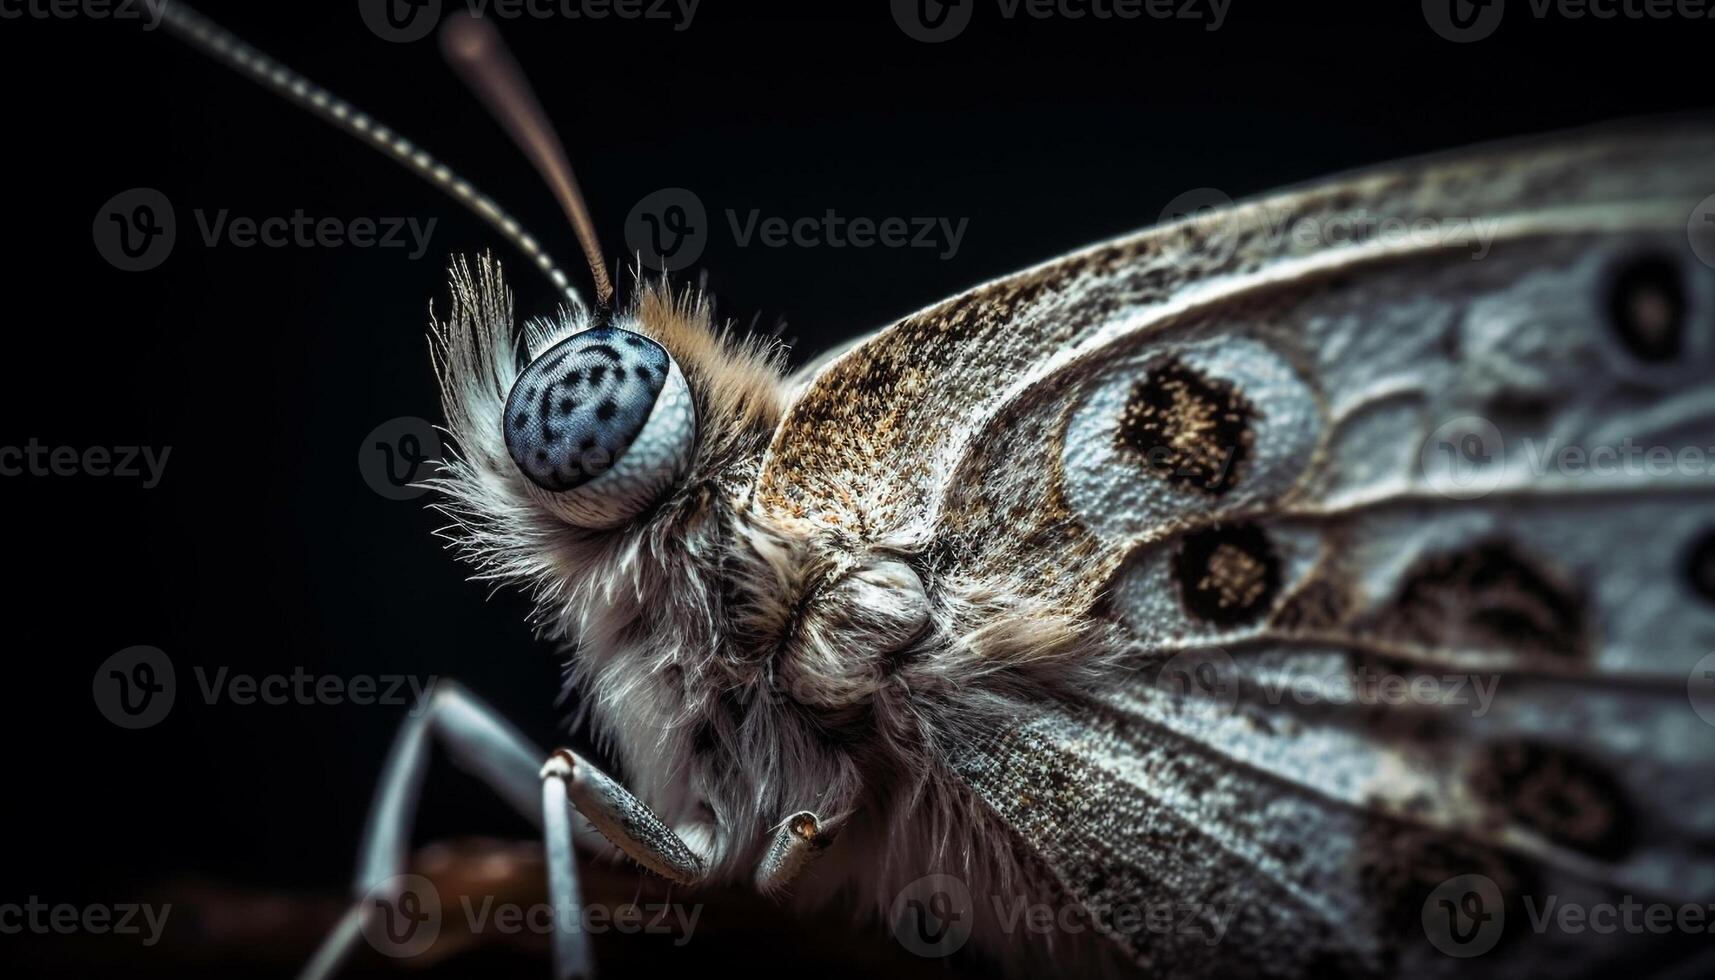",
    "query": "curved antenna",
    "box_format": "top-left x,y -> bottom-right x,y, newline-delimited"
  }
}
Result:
157,3 -> 585,311
439,13 -> 614,311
